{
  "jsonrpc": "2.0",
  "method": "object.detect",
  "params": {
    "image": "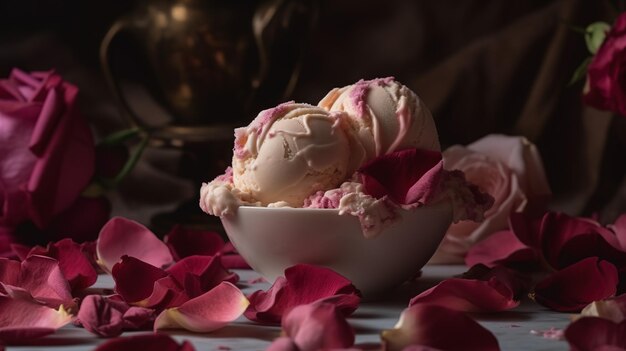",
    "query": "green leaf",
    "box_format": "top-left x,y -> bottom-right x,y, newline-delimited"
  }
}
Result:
98,127 -> 142,146
569,57 -> 592,86
585,22 -> 611,55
